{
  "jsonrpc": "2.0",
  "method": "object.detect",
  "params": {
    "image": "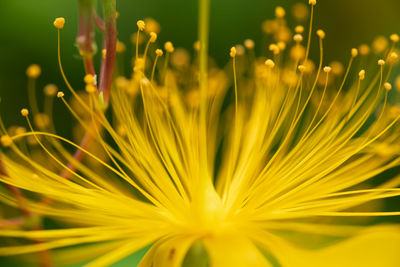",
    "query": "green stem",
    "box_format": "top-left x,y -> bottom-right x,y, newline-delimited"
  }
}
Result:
198,0 -> 210,179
